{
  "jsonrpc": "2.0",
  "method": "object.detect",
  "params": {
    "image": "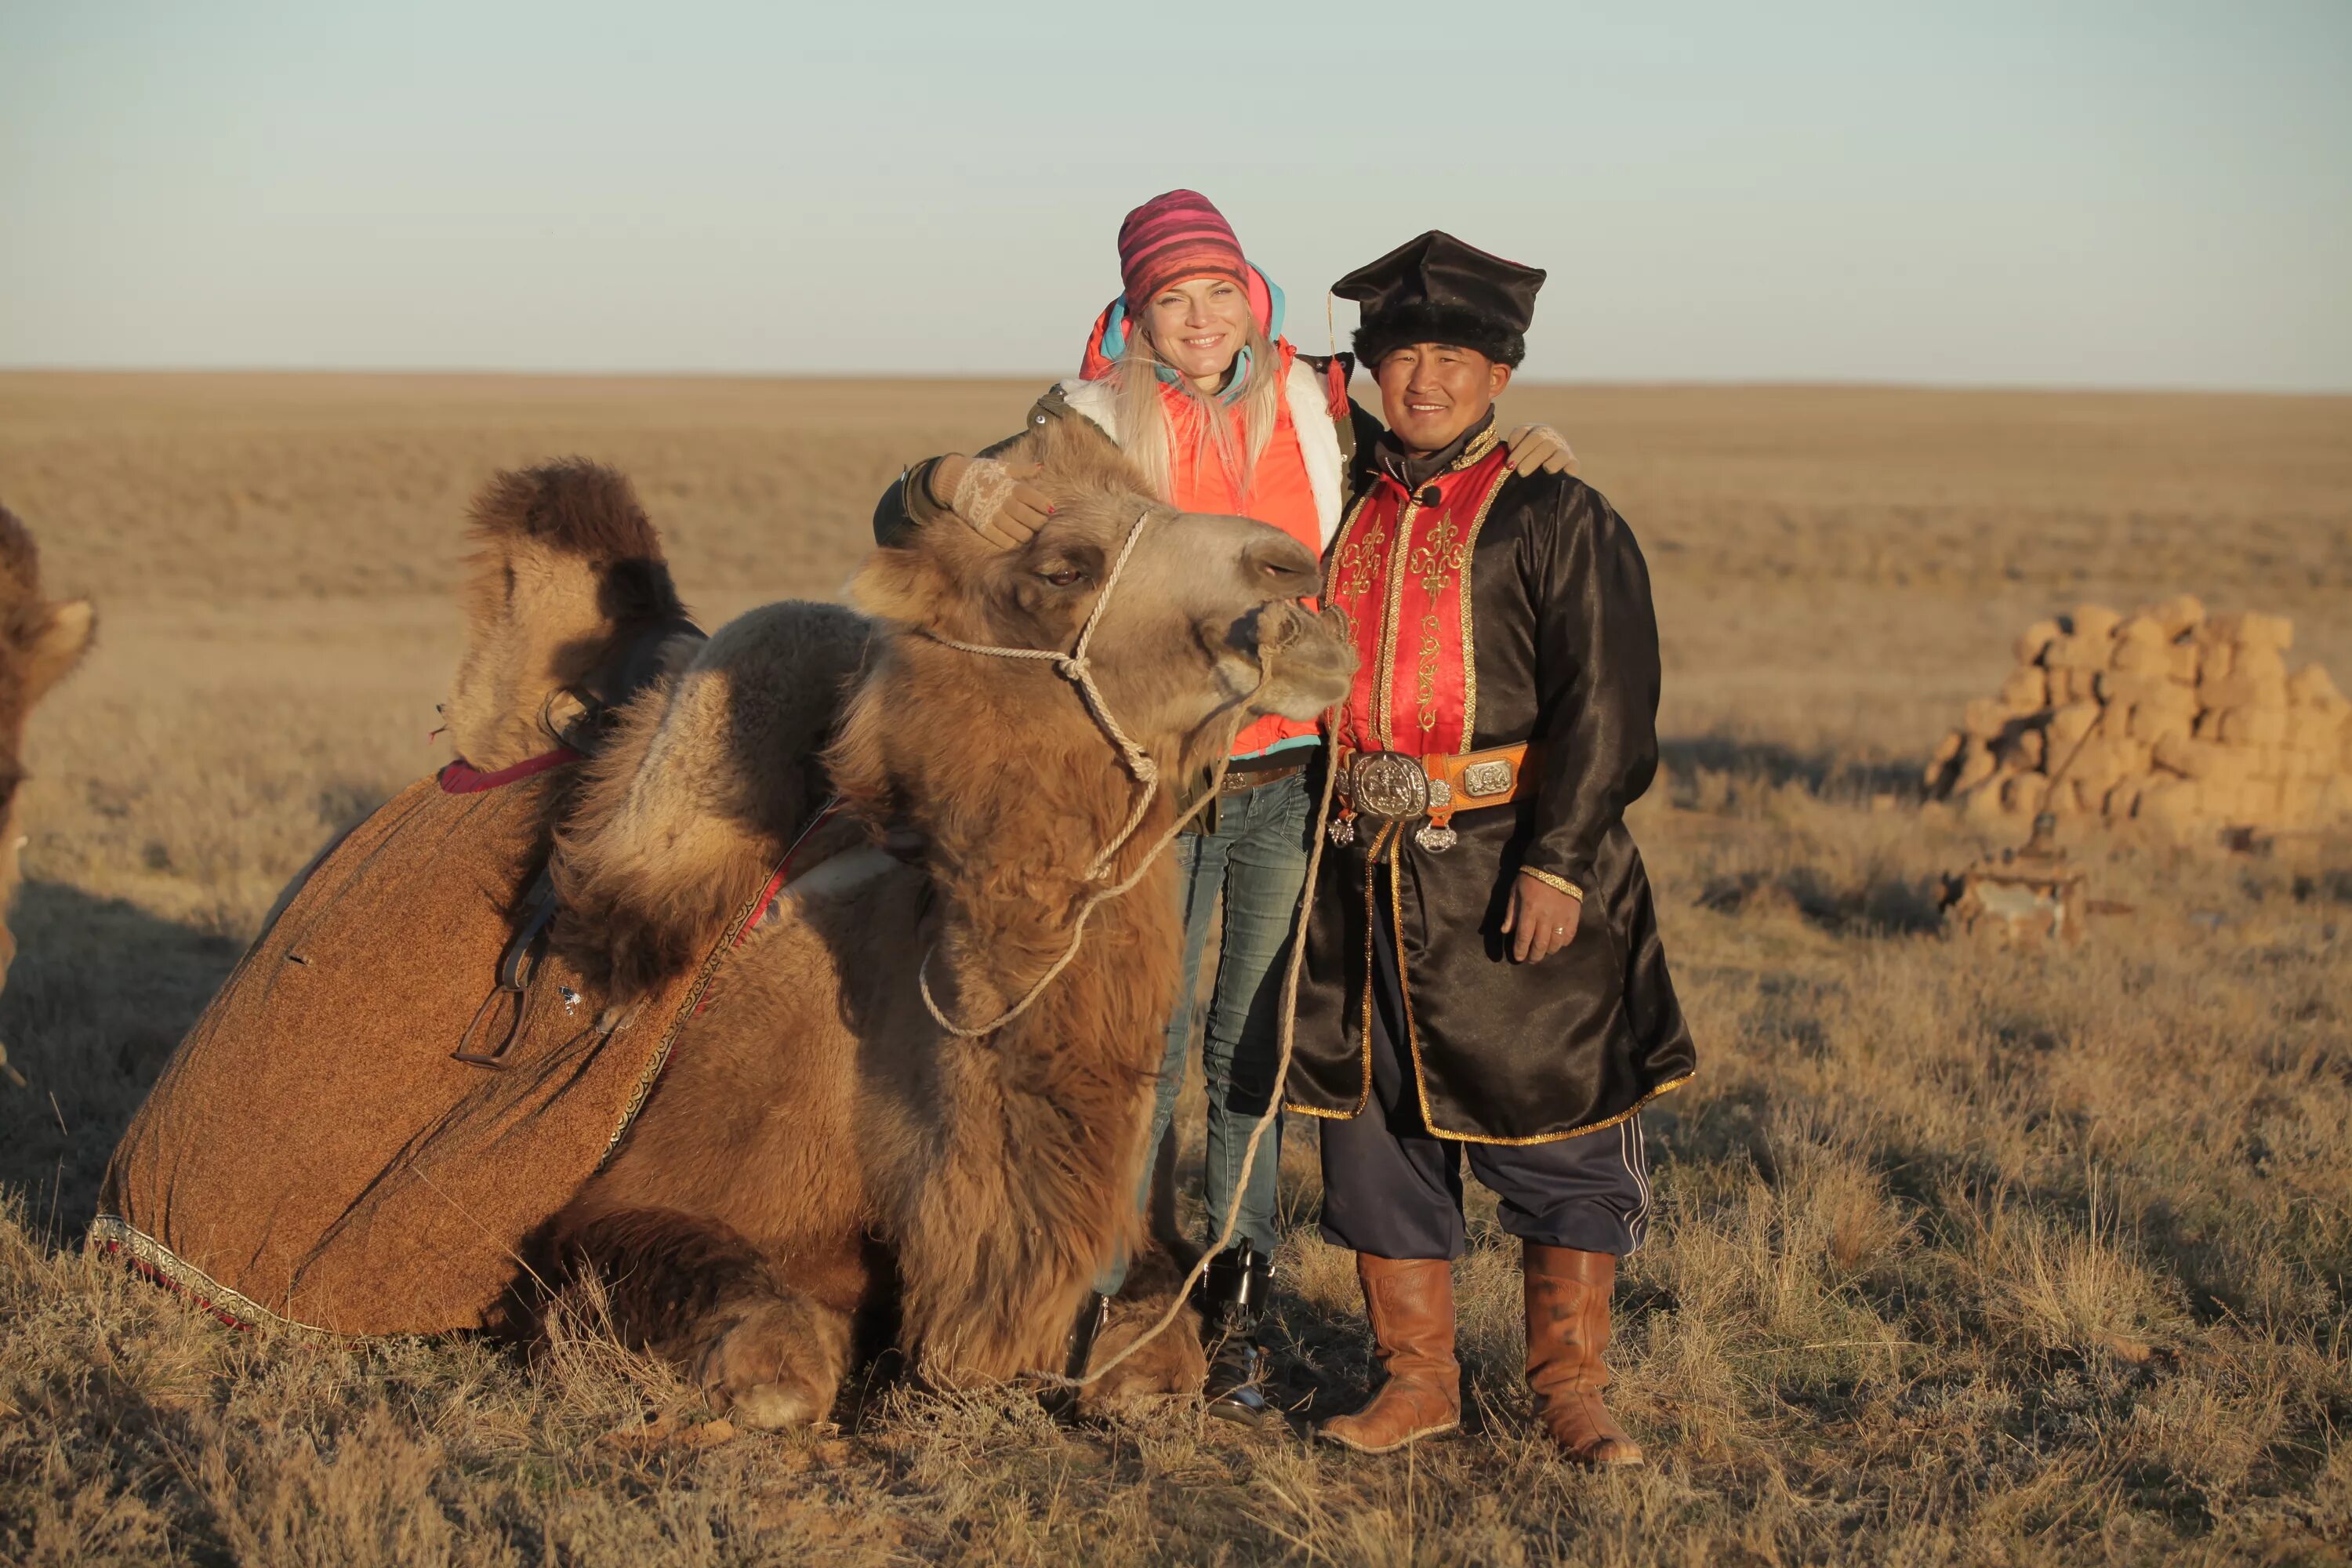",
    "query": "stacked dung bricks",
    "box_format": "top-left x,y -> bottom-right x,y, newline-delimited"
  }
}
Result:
1925,597 -> 2352,833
